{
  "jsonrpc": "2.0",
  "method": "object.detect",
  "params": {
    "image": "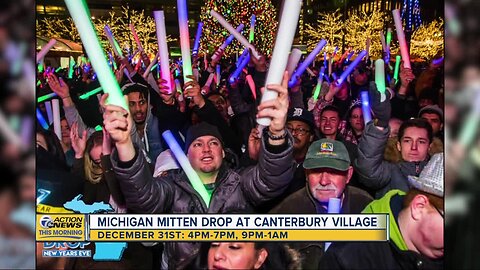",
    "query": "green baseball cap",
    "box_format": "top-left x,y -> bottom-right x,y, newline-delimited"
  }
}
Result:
303,139 -> 351,171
